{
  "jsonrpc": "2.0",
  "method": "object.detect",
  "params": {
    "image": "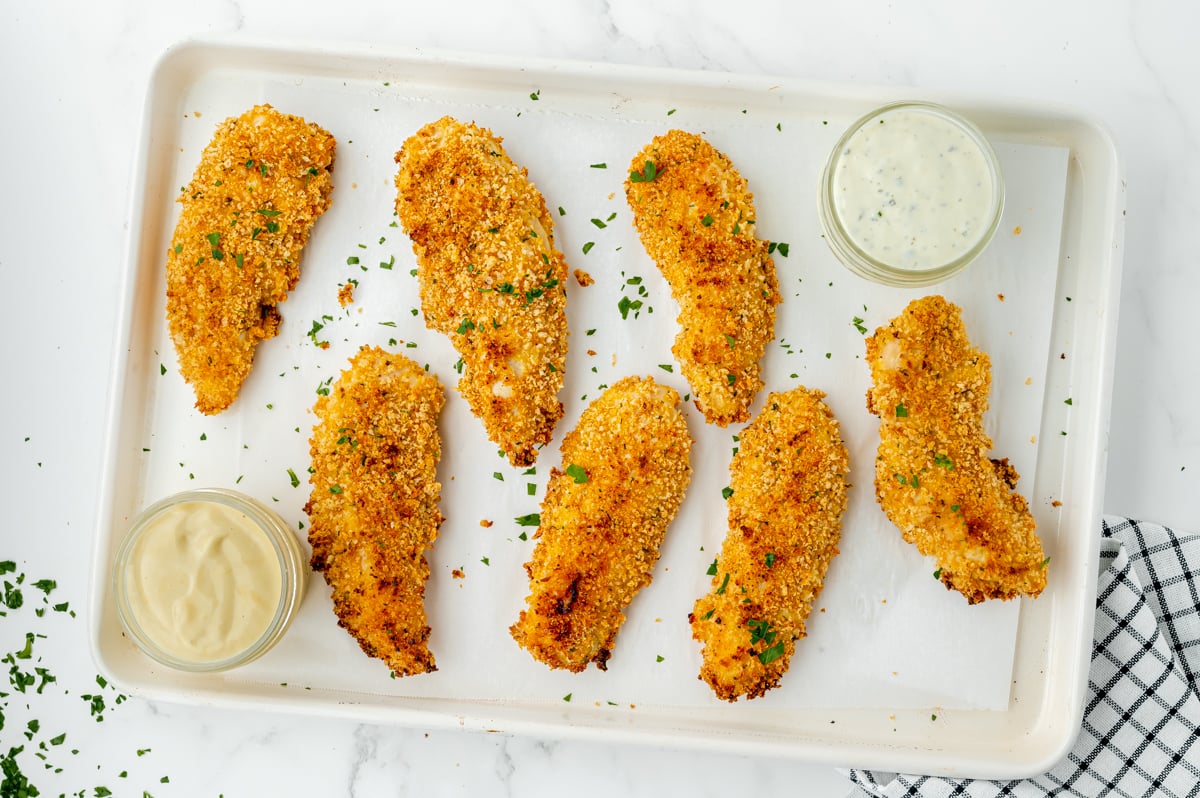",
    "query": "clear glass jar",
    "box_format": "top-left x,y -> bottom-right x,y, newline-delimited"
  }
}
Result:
112,488 -> 307,672
818,100 -> 1005,287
